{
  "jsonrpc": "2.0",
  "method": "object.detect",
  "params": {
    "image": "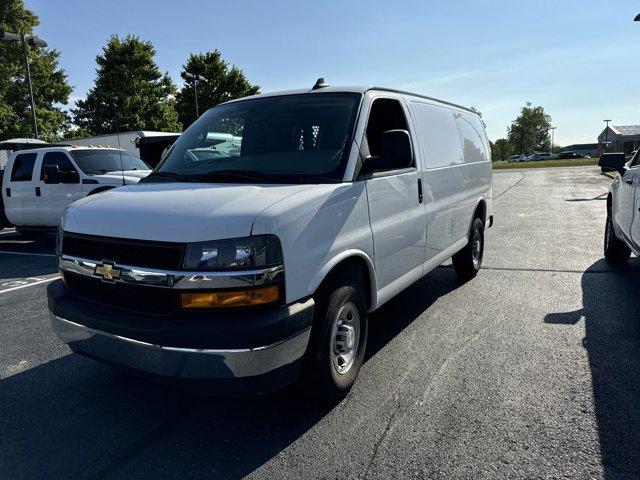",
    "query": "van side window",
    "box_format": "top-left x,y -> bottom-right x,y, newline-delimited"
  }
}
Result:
10,153 -> 38,181
458,115 -> 488,163
40,152 -> 78,180
366,98 -> 410,161
630,150 -> 640,168
410,102 -> 463,169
